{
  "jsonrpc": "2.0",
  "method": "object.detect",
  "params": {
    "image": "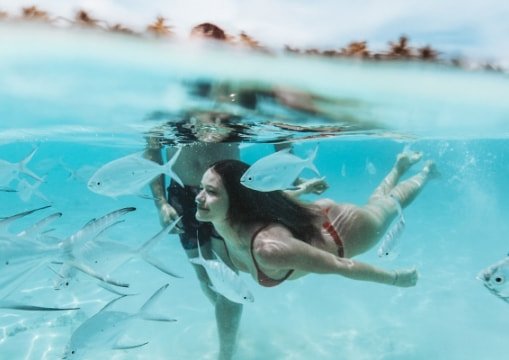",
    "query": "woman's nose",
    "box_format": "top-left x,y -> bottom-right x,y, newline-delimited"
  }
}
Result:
195,191 -> 204,204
